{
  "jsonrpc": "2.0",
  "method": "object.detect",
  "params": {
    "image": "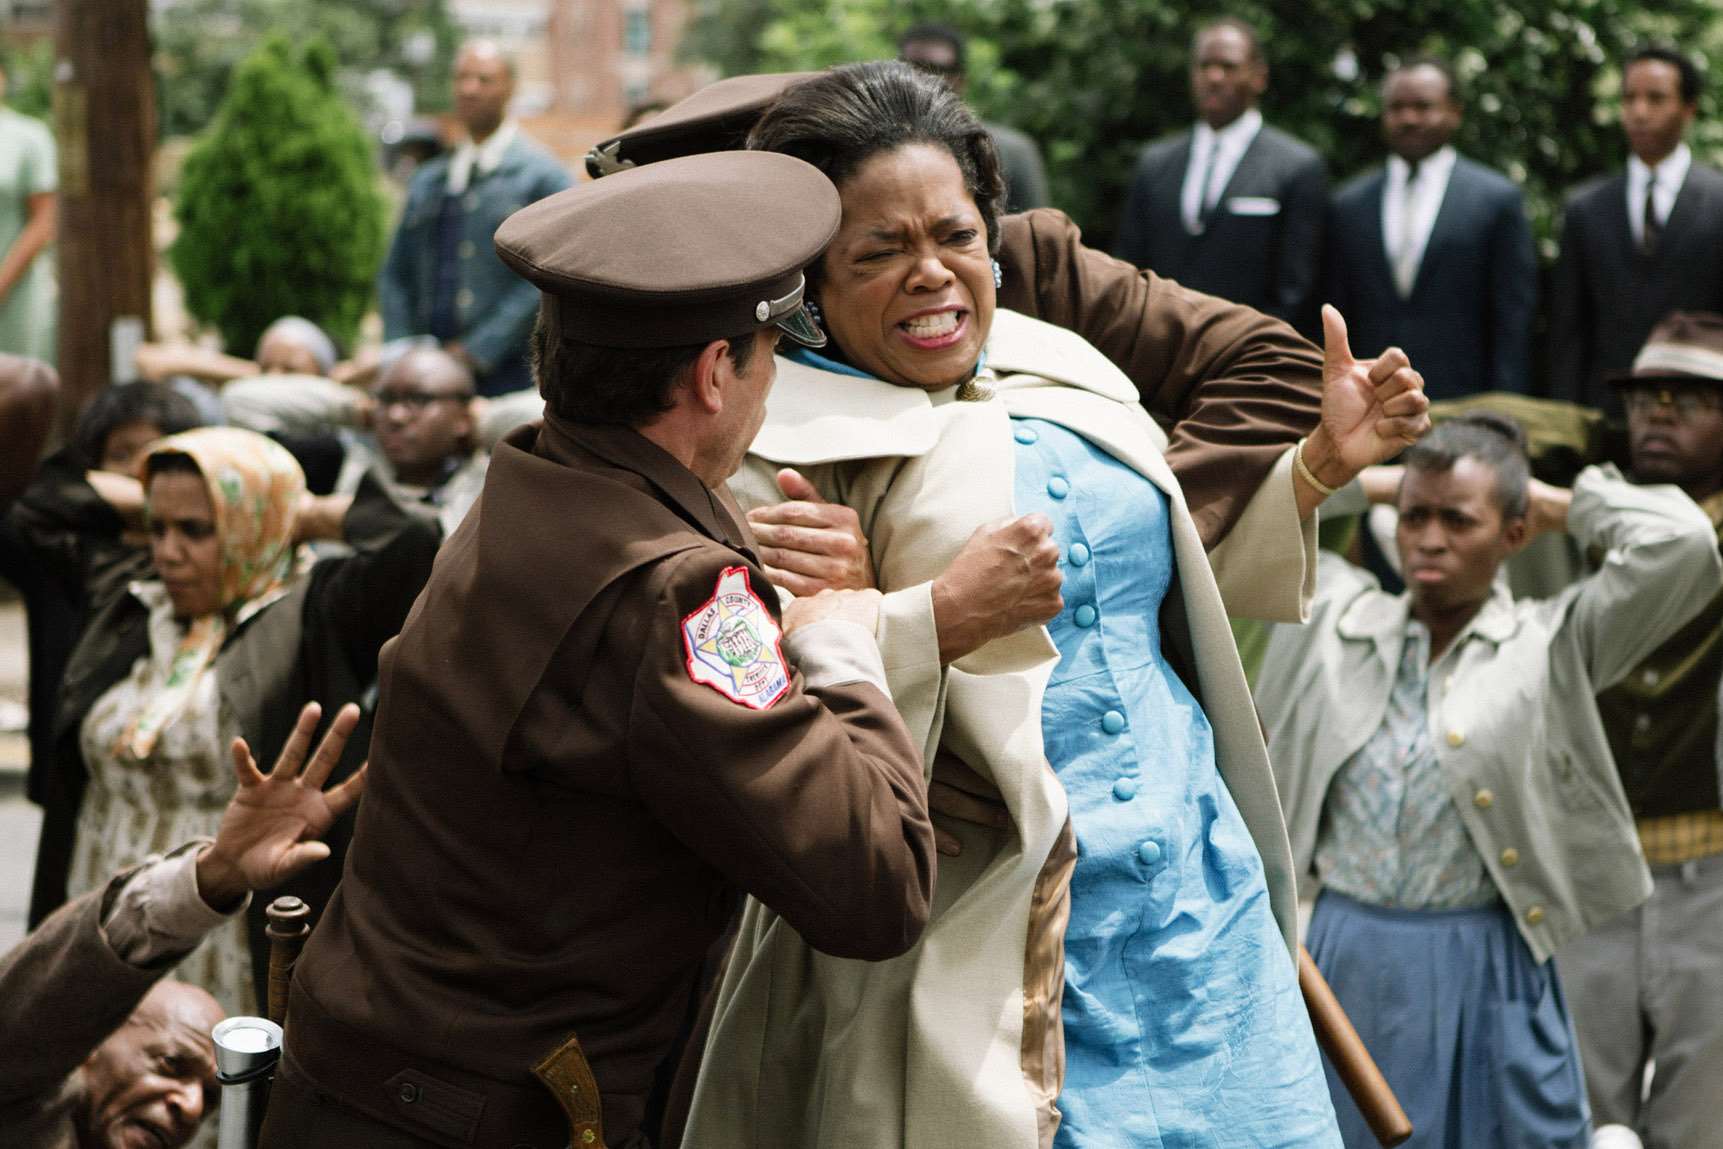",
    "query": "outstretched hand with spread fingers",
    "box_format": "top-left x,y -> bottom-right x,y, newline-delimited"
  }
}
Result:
195,701 -> 368,910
